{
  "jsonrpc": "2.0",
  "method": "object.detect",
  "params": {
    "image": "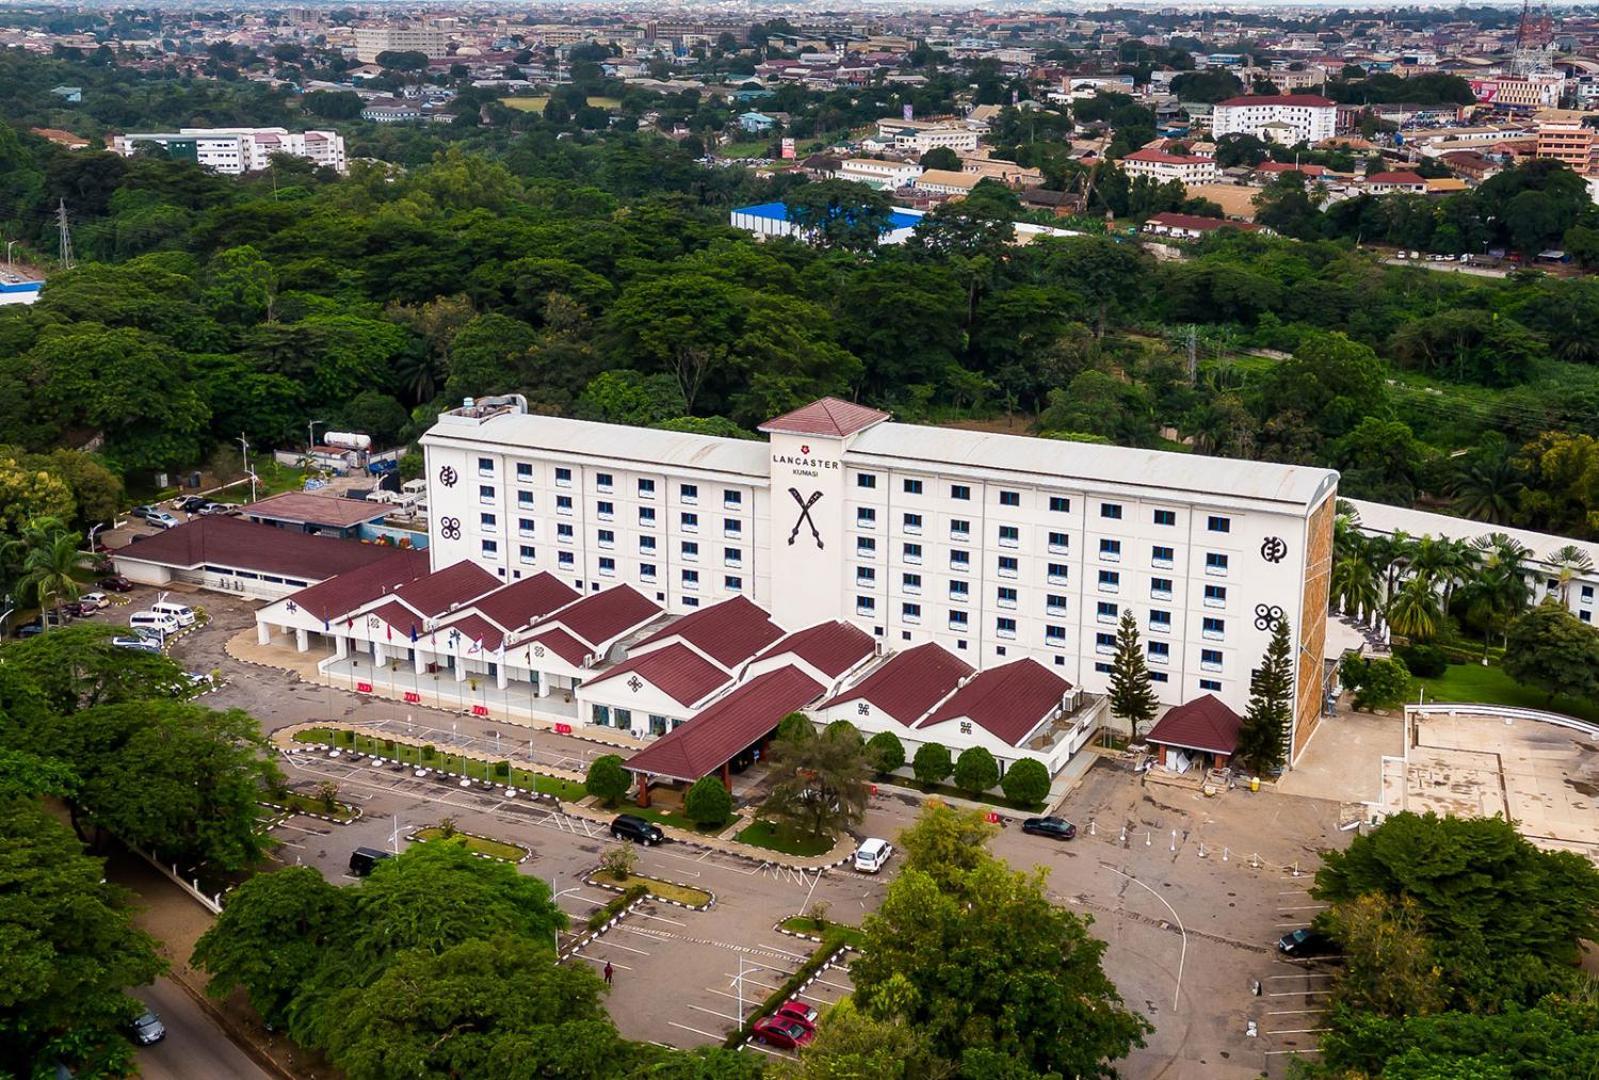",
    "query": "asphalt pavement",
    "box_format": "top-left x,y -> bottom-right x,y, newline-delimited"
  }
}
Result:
132,978 -> 273,1080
